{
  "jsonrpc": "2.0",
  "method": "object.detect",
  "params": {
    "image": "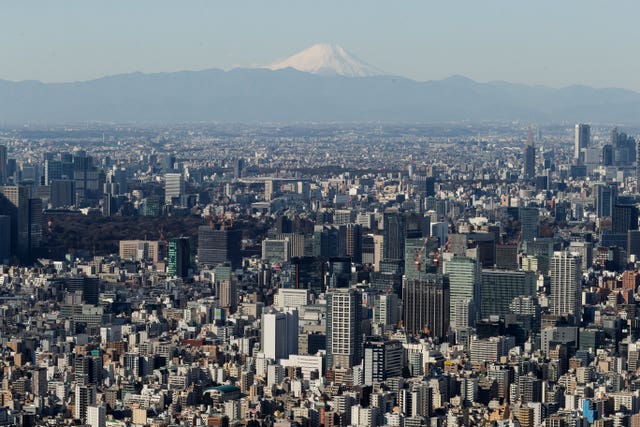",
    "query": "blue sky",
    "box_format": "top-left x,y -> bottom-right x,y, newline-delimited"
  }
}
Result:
2,1 -> 640,90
